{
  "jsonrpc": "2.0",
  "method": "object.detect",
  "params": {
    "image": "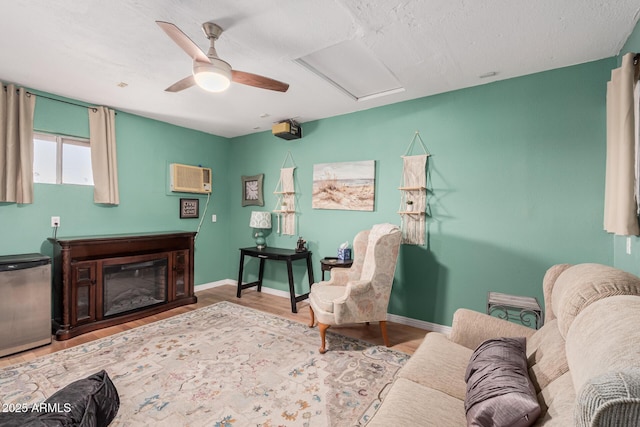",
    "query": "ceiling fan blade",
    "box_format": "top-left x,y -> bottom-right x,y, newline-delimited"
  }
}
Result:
165,75 -> 196,92
156,21 -> 210,63
232,70 -> 289,92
